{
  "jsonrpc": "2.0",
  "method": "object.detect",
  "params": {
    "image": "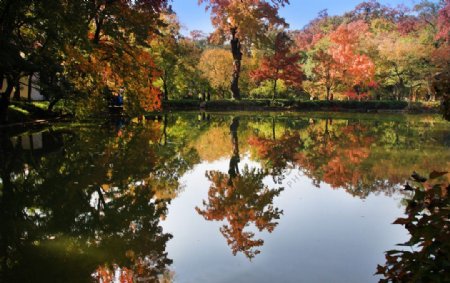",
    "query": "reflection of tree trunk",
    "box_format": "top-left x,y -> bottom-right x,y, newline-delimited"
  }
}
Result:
272,117 -> 276,140
163,114 -> 168,145
230,28 -> 242,100
323,119 -> 330,144
0,169 -> 14,278
0,130 -> 16,275
228,117 -> 240,182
